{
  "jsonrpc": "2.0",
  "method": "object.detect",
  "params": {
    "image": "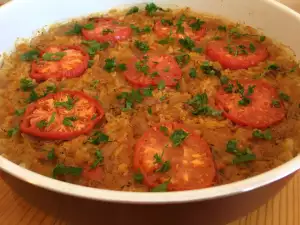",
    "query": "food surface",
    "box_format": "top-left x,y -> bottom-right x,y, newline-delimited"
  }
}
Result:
0,4 -> 299,192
